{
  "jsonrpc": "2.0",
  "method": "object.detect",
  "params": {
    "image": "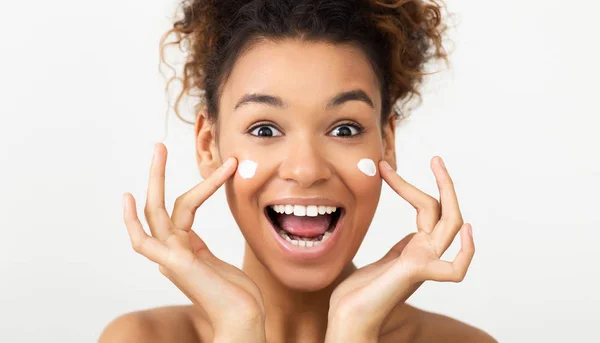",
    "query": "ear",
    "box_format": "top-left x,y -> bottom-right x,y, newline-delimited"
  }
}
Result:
195,110 -> 220,179
382,112 -> 397,170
